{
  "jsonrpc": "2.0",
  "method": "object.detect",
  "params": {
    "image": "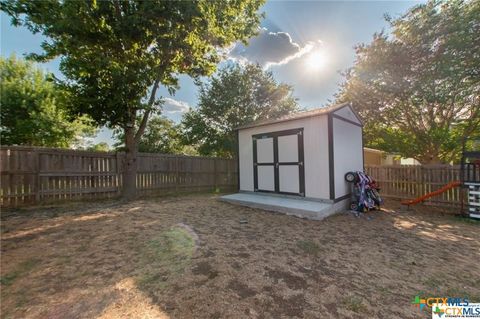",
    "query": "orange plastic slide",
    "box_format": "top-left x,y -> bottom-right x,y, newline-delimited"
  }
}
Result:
401,181 -> 461,206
